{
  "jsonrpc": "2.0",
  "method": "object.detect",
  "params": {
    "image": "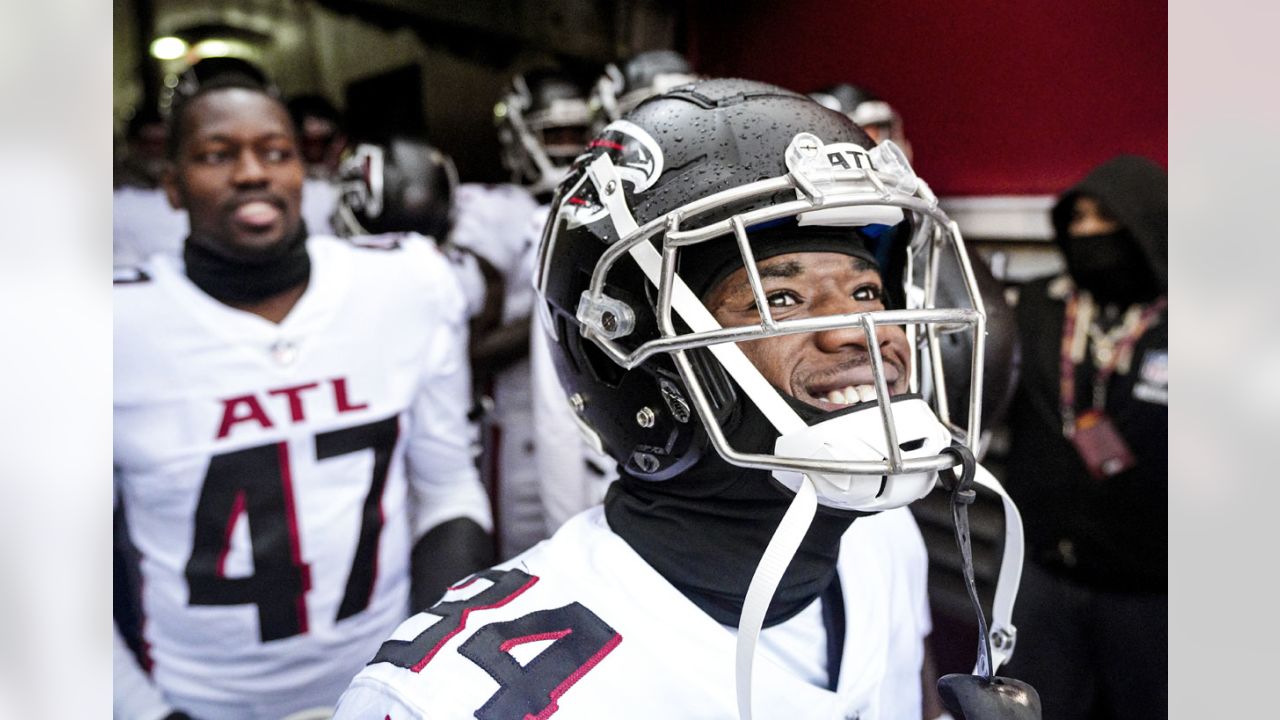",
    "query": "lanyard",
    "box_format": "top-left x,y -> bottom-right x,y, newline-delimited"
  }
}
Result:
1059,291 -> 1166,436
